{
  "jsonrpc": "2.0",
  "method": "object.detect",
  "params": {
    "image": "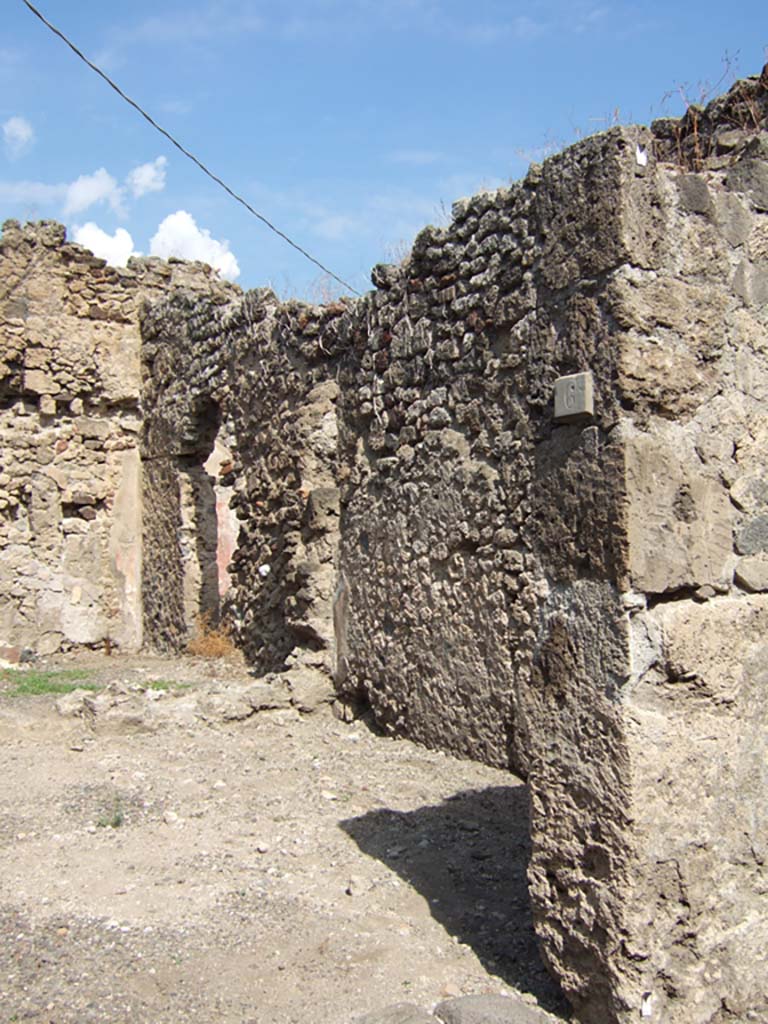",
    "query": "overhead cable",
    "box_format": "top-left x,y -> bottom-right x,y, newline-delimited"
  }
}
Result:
20,0 -> 362,296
